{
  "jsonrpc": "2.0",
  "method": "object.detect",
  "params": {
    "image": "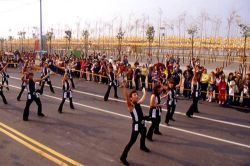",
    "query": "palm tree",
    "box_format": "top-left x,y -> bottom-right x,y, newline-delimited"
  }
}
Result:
82,30 -> 89,57
65,30 -> 72,50
116,27 -> 125,58
46,31 -> 53,54
146,26 -> 155,59
187,25 -> 198,59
